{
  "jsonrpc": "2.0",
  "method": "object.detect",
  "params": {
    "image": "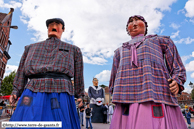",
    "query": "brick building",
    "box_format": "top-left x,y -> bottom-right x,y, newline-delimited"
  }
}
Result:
0,8 -> 15,86
104,86 -> 112,104
176,92 -> 192,105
